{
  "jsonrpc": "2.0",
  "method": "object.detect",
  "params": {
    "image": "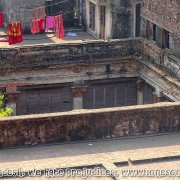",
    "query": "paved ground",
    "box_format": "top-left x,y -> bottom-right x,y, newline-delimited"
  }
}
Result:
0,133 -> 180,163
0,133 -> 180,180
0,28 -> 96,47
